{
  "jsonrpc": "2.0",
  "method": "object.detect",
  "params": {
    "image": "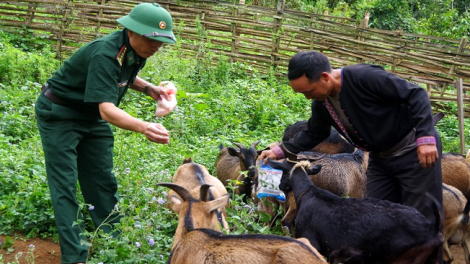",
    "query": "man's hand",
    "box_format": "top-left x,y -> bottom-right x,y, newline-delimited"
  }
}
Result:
257,150 -> 278,165
417,144 -> 438,168
147,84 -> 172,101
144,123 -> 170,144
